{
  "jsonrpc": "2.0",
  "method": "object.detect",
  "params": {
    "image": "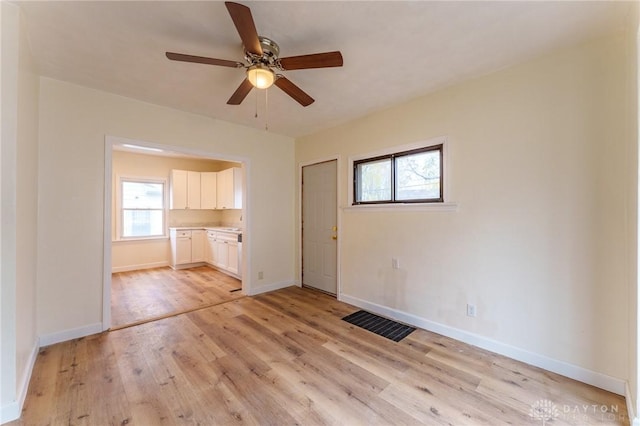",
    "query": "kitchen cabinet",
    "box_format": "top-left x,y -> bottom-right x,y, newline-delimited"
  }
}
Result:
206,230 -> 216,264
170,170 -> 201,209
171,168 -> 241,211
206,230 -> 241,278
226,240 -> 239,275
201,172 -> 217,209
216,167 -> 242,209
170,229 -> 206,268
191,230 -> 206,263
172,230 -> 192,265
